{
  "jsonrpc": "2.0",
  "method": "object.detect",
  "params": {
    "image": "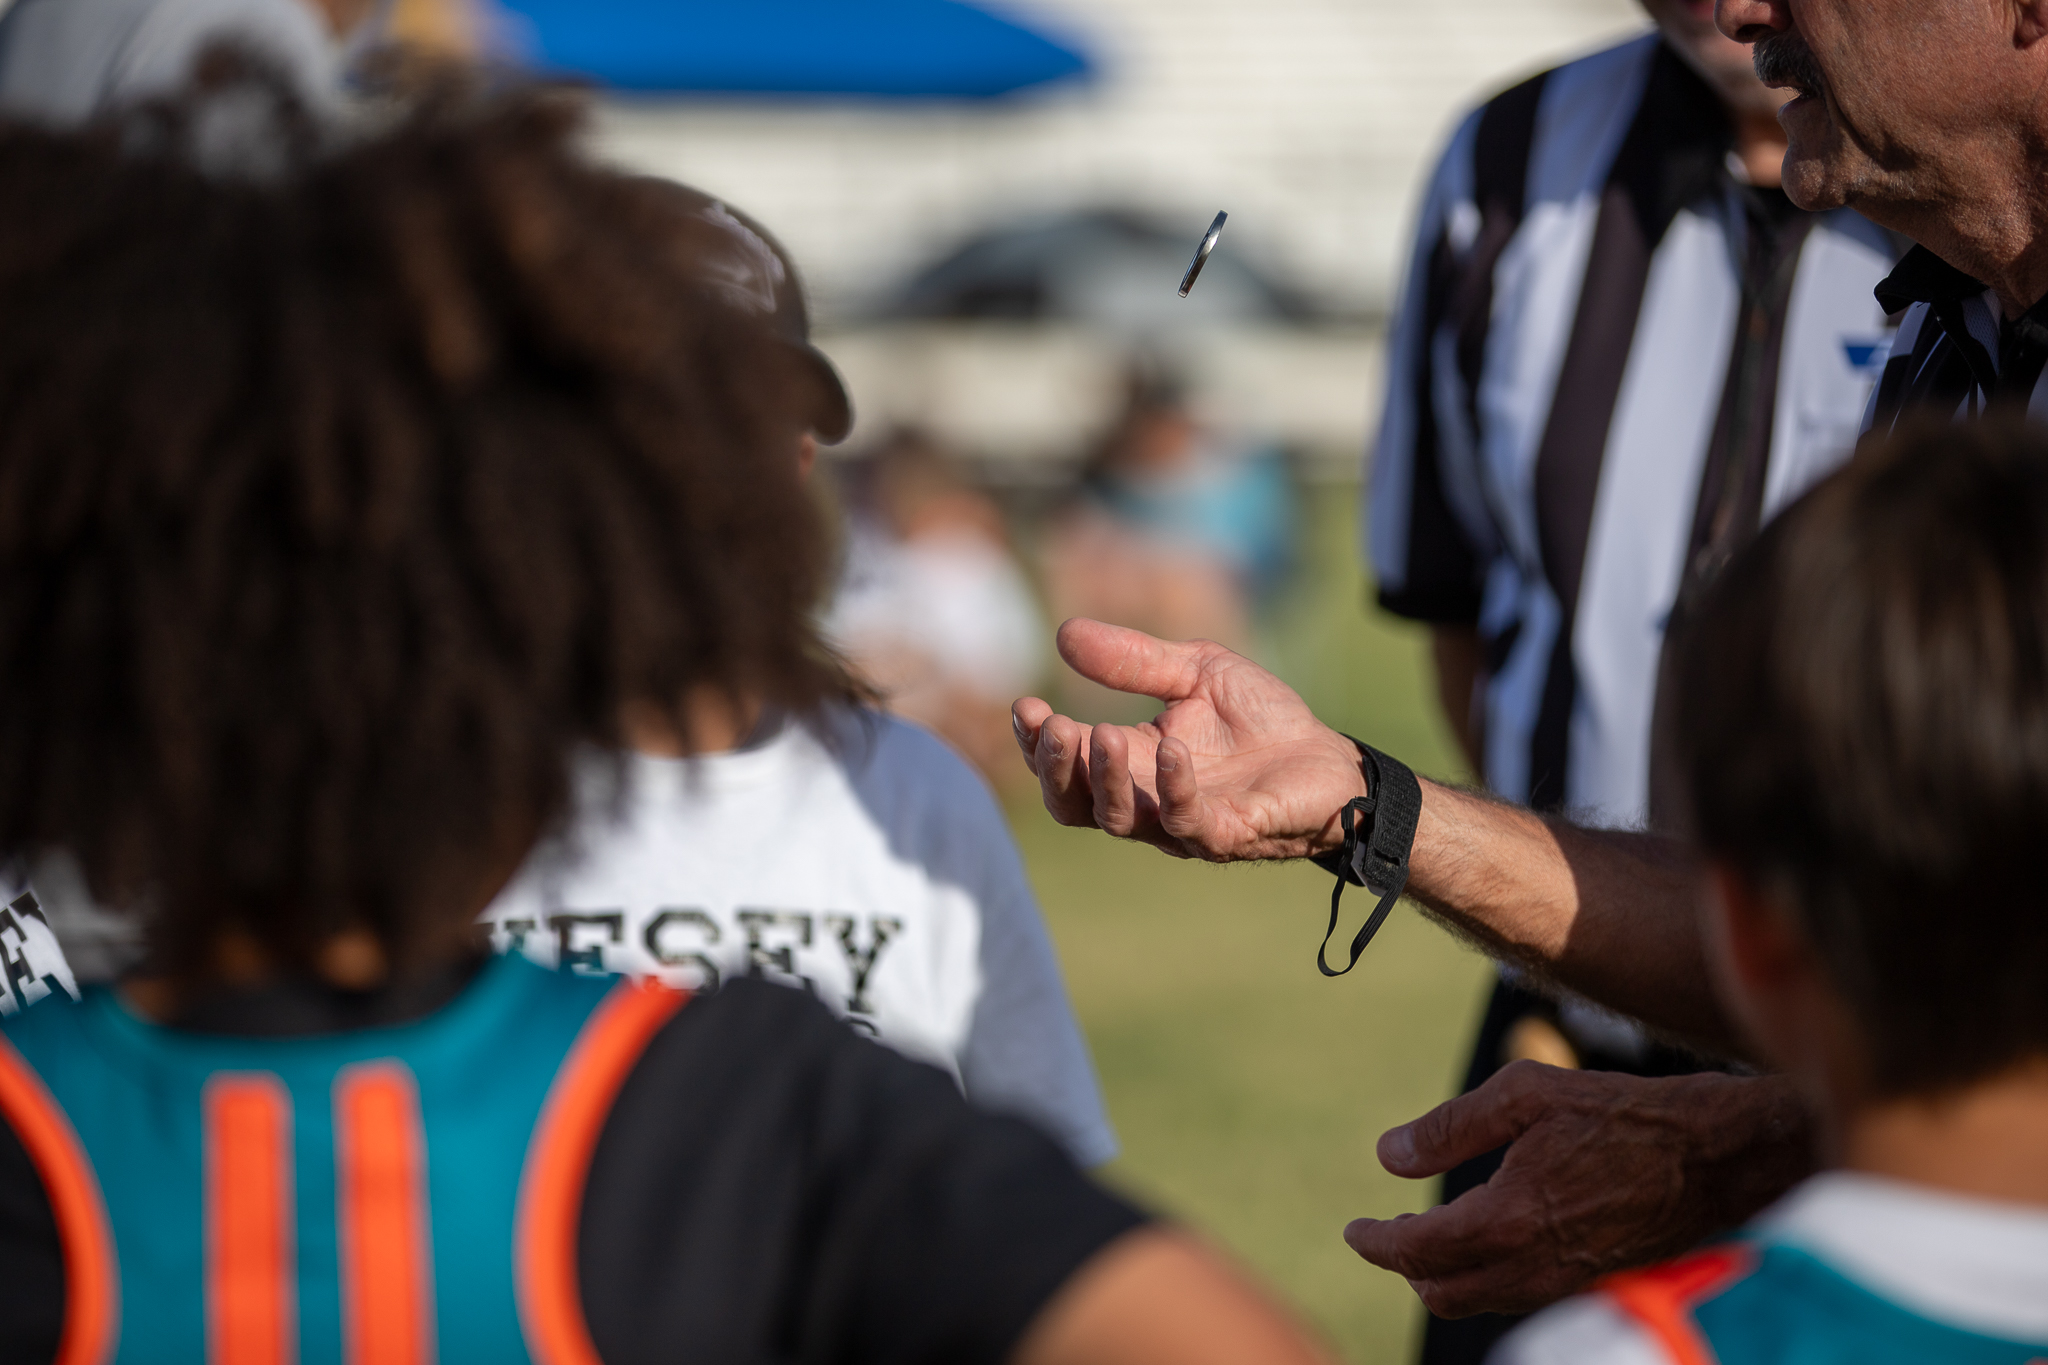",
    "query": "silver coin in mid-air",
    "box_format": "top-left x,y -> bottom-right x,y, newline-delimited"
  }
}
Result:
1178,211 -> 1228,297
